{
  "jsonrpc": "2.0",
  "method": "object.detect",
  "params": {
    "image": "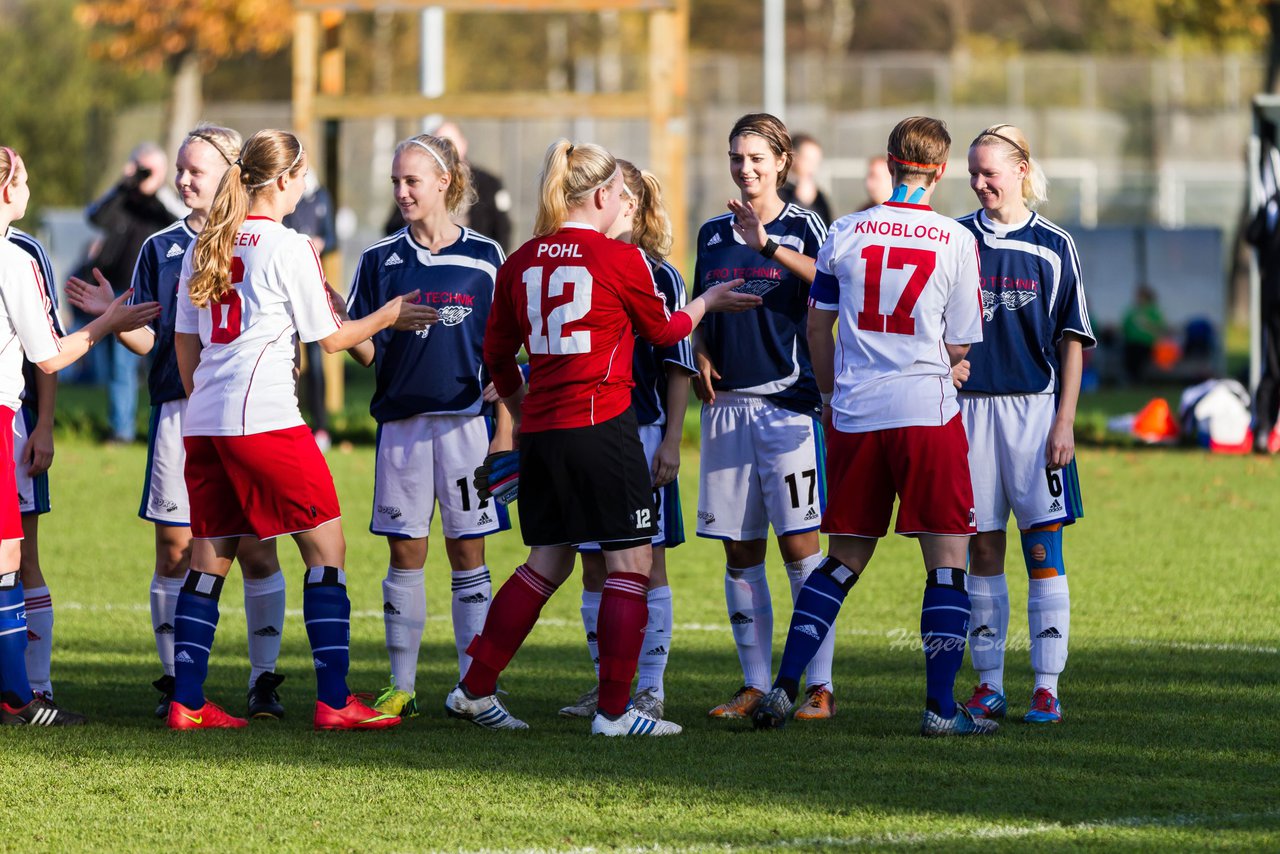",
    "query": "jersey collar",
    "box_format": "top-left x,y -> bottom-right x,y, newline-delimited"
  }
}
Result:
245,215 -> 277,222
561,221 -> 597,231
882,201 -> 932,211
977,209 -> 1034,236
